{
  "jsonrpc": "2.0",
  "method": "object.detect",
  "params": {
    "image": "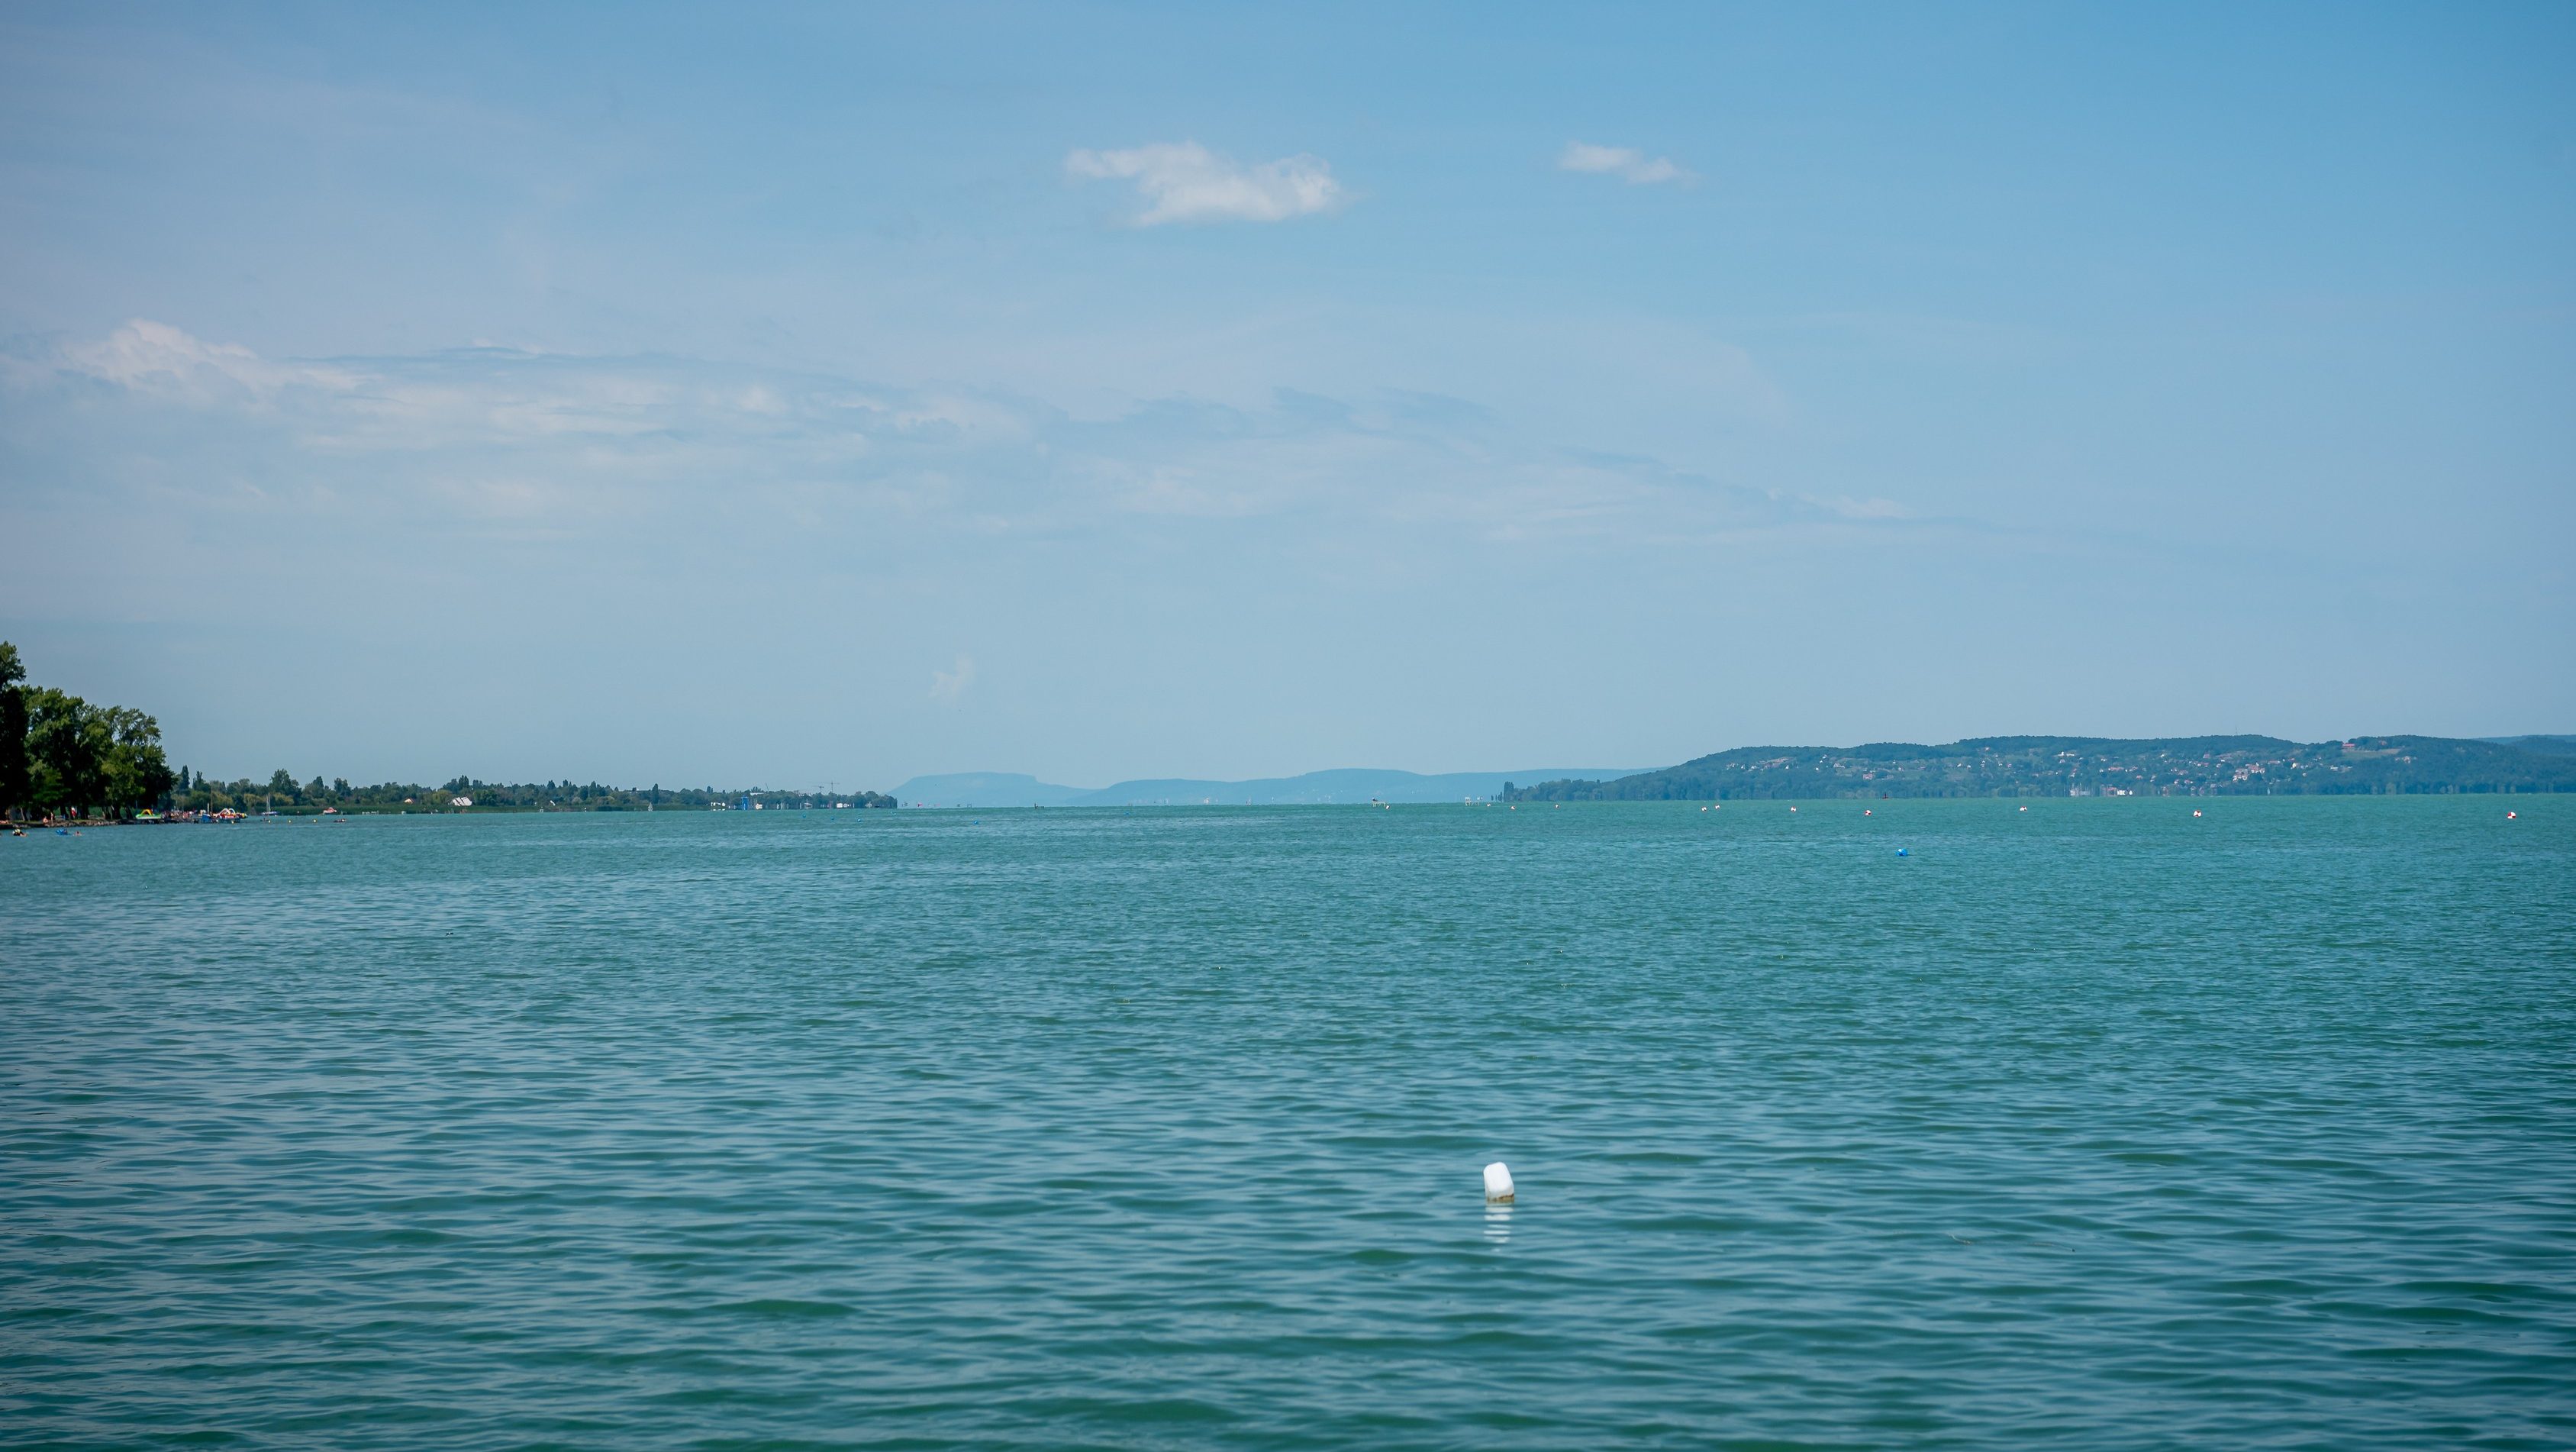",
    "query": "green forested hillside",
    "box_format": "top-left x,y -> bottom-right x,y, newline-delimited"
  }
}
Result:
1501,735 -> 2576,801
